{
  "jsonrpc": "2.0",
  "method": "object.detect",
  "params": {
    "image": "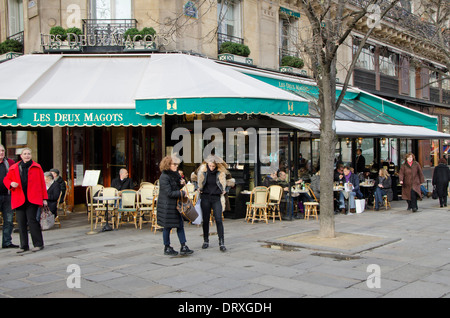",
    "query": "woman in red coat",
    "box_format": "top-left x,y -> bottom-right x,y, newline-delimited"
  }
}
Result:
3,148 -> 48,253
399,152 -> 424,212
